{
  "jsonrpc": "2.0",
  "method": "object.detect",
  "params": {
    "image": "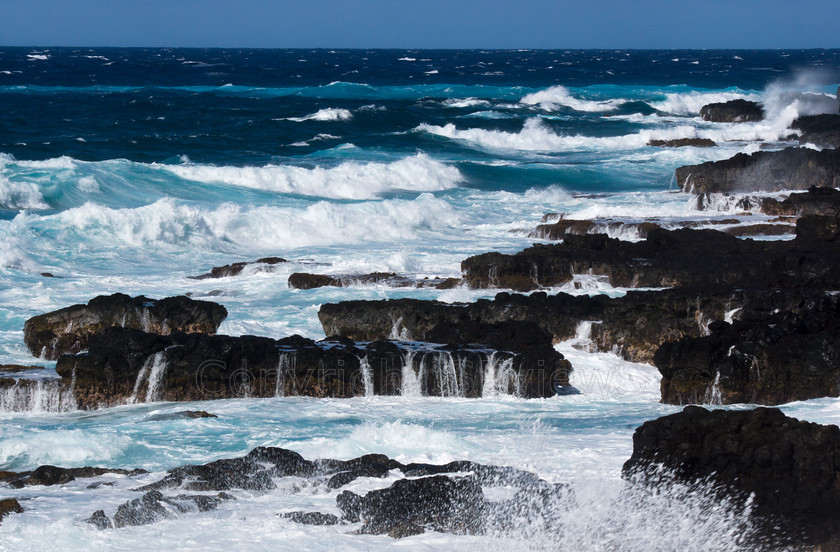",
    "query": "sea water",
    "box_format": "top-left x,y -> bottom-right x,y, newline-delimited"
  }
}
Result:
1,48 -> 840,550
